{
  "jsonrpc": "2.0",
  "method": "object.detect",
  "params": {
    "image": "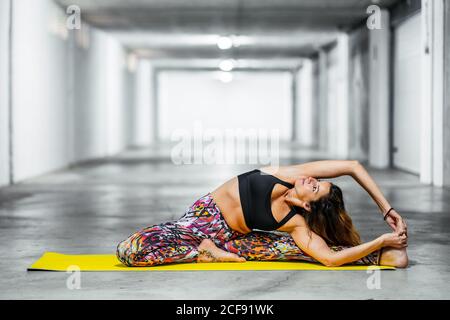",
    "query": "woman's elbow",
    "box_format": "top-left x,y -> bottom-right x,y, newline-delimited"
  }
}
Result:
323,261 -> 342,267
351,160 -> 362,170
321,257 -> 342,267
